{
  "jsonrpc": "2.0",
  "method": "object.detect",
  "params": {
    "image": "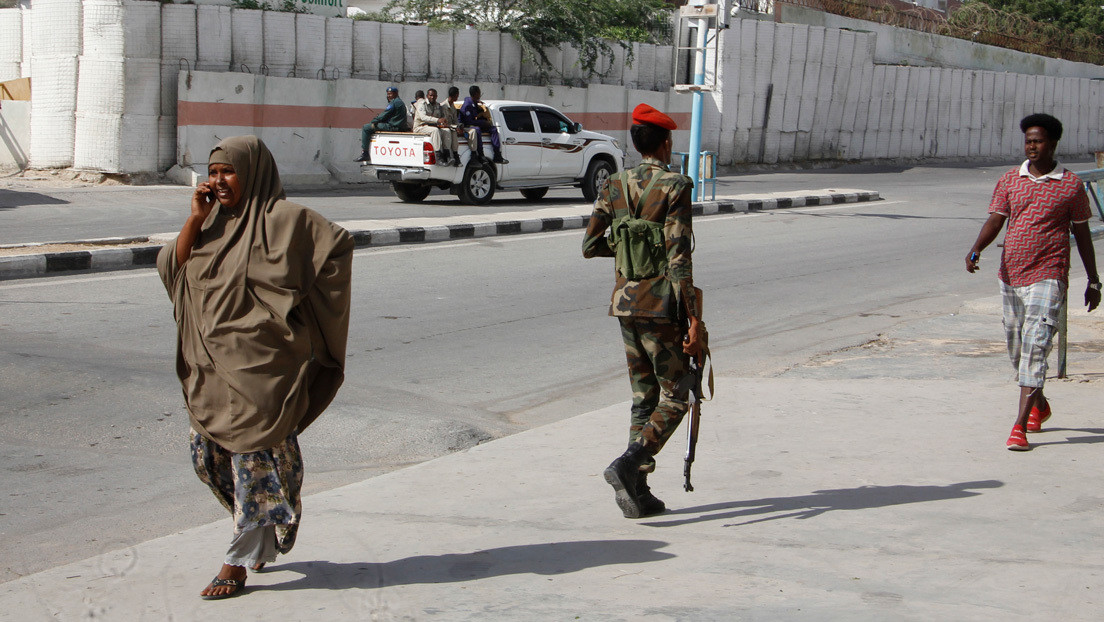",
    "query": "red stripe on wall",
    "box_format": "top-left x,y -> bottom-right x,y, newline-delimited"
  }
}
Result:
179,101 -> 691,131
179,101 -> 383,128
